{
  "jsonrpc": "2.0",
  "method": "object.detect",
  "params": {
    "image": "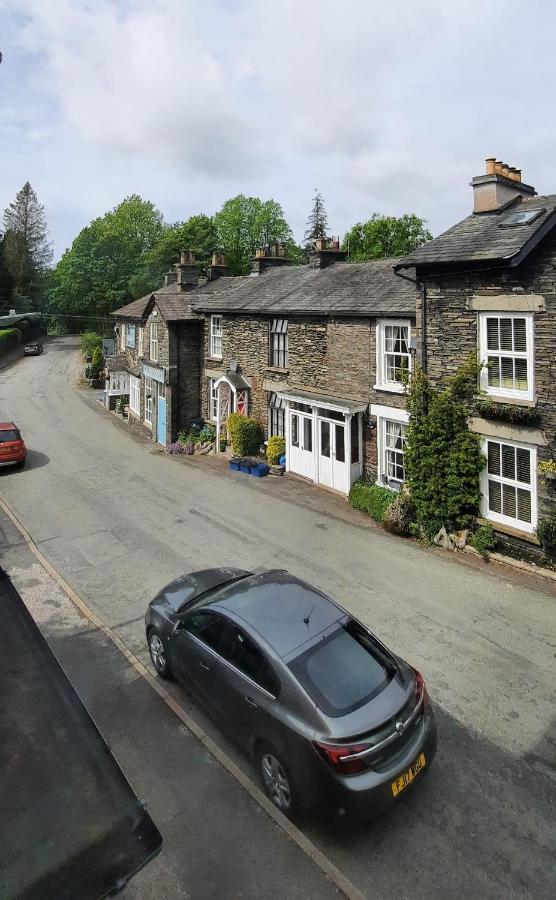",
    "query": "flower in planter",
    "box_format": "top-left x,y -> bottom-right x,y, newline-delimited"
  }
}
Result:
538,459 -> 556,481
